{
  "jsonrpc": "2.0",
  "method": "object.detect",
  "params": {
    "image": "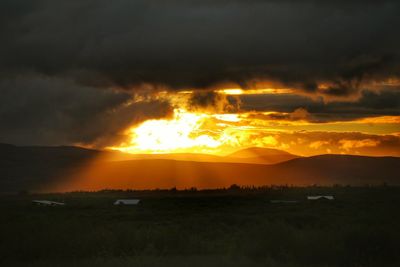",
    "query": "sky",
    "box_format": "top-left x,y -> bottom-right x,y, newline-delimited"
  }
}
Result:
1,0 -> 399,156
